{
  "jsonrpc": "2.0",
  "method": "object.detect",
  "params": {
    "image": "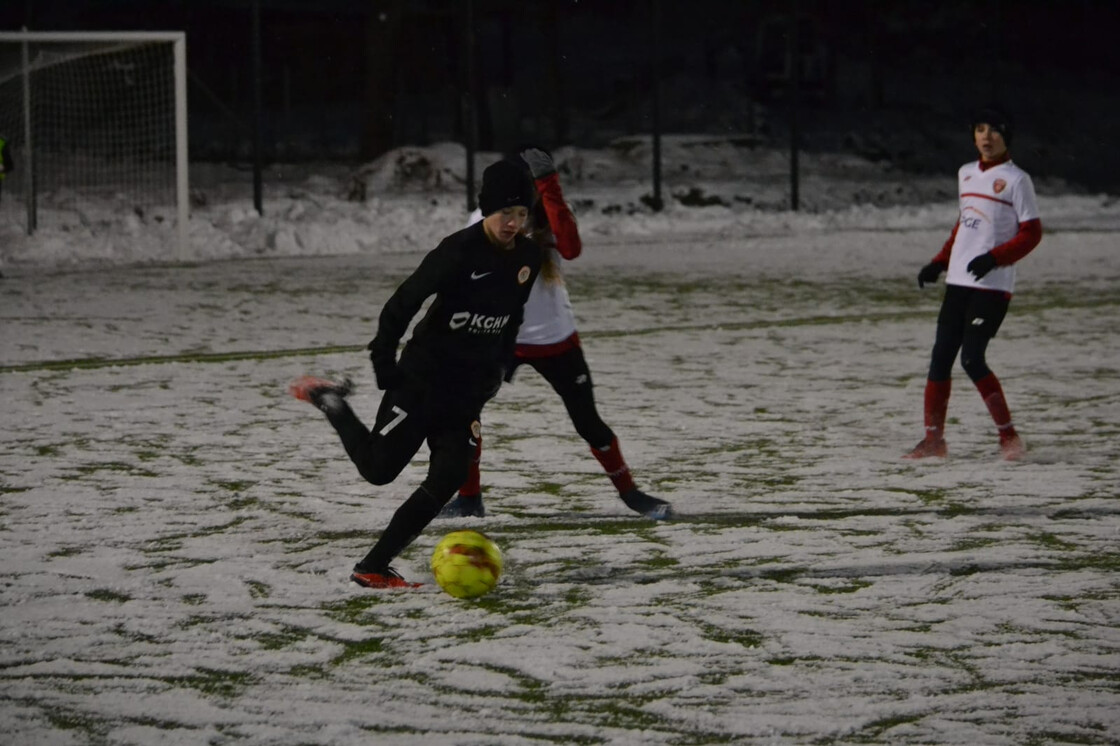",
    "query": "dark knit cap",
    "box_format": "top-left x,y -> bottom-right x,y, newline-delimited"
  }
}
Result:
479,159 -> 535,215
972,105 -> 1014,145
